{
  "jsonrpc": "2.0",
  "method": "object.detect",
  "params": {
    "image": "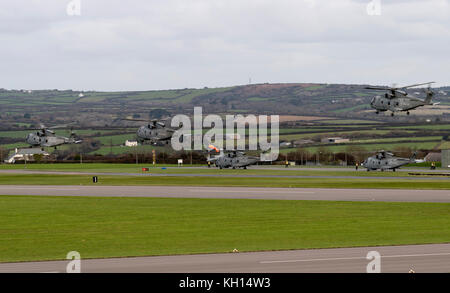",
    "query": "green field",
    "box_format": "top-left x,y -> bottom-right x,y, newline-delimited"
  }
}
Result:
0,196 -> 448,263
